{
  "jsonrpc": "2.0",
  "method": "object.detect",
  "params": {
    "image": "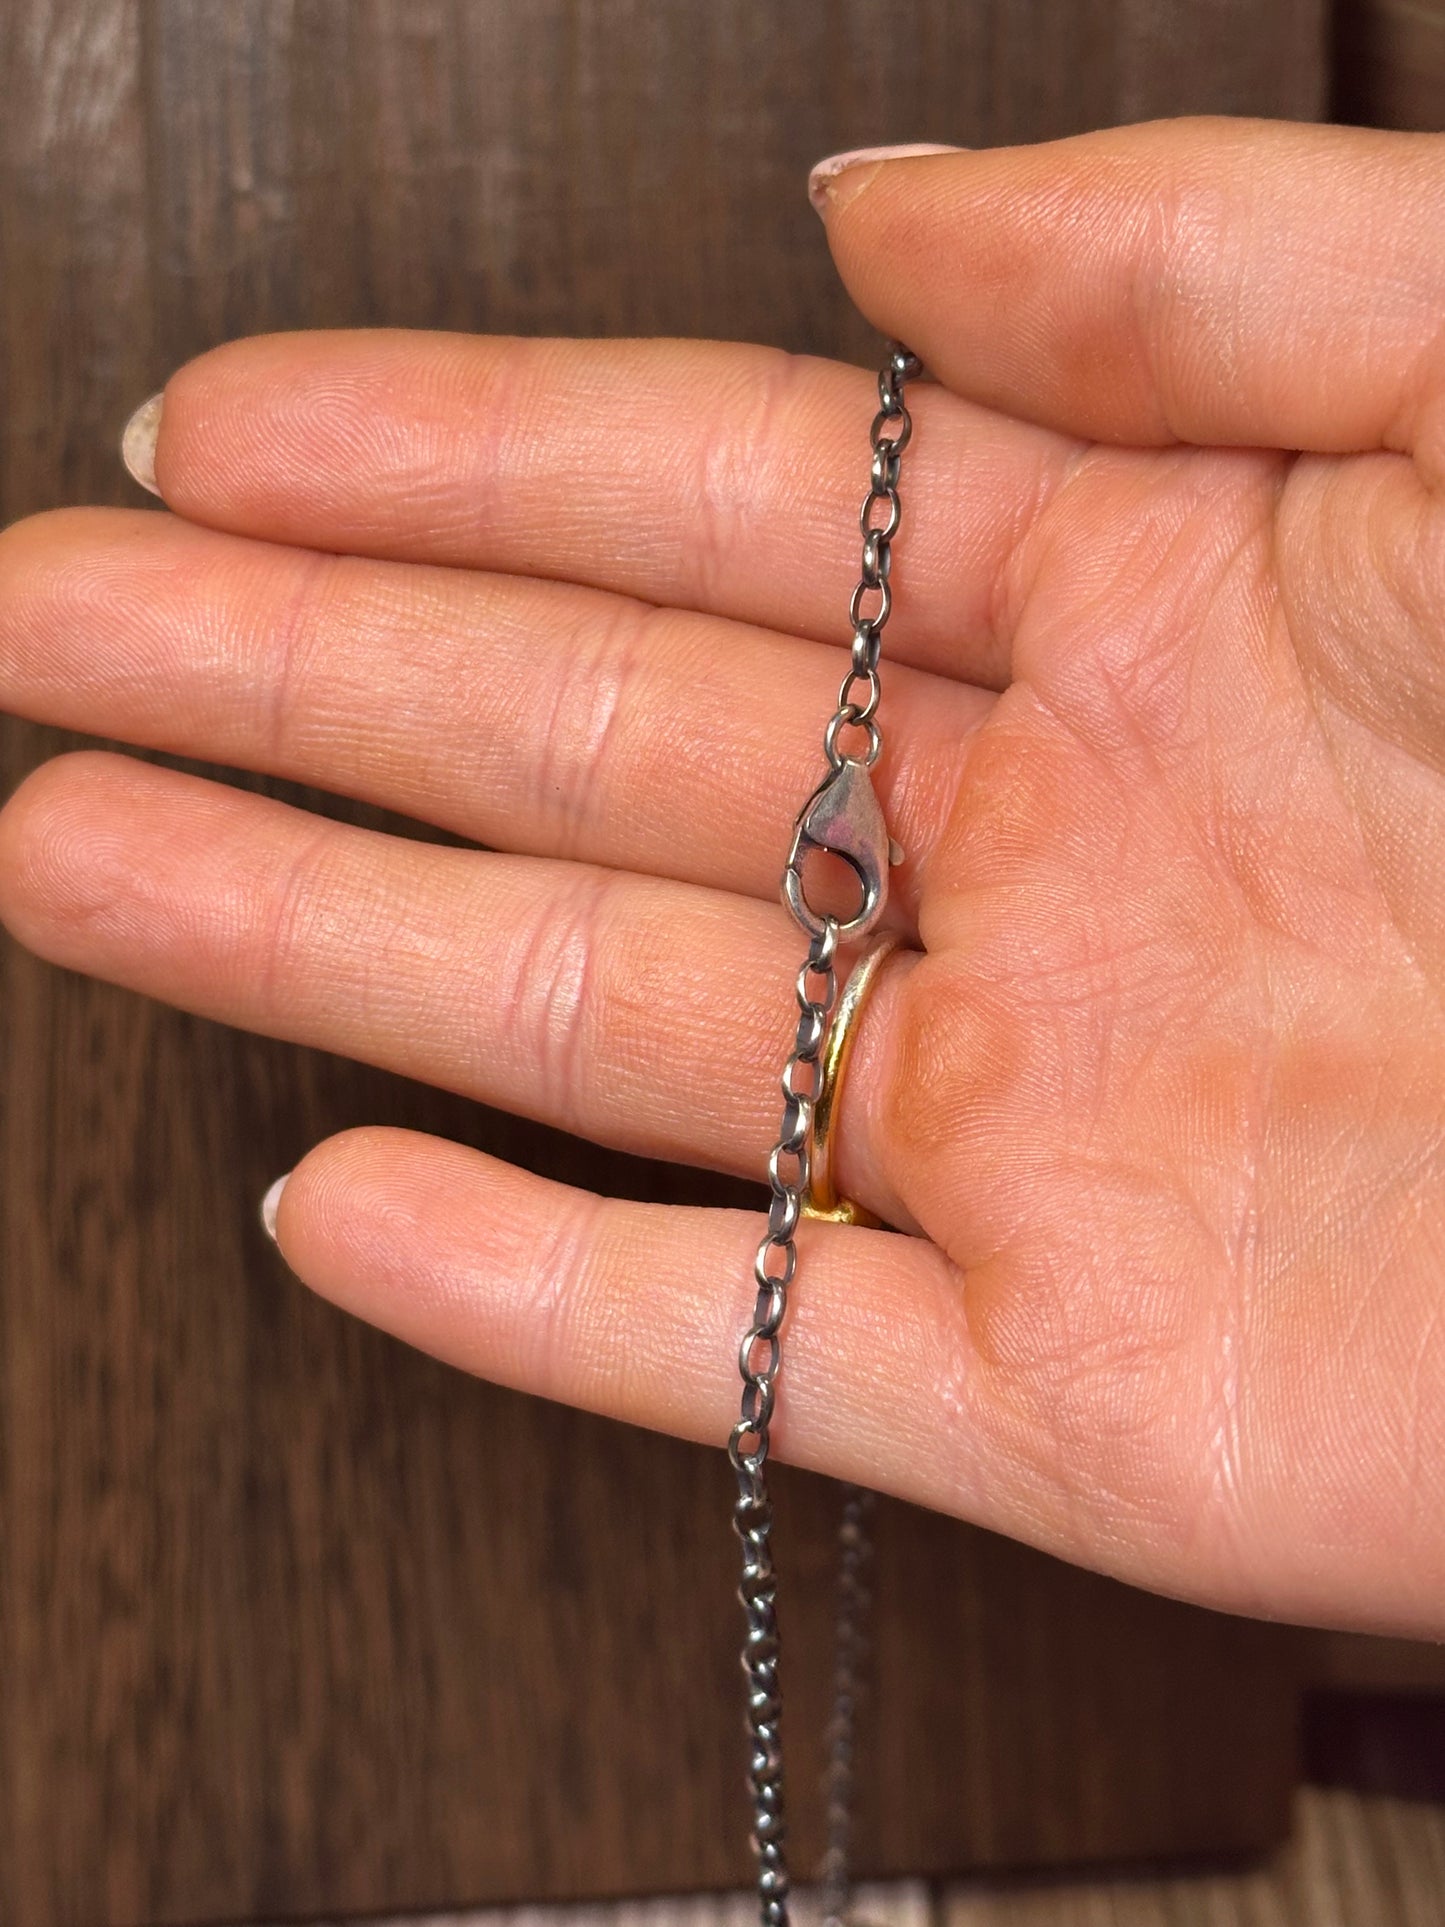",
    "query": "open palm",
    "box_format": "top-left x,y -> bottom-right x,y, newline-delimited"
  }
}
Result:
4,117 -> 1444,1635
